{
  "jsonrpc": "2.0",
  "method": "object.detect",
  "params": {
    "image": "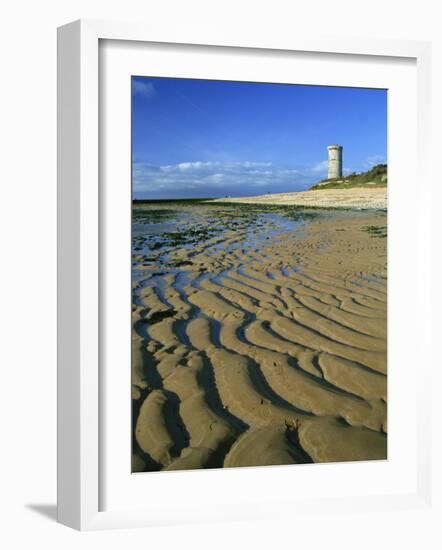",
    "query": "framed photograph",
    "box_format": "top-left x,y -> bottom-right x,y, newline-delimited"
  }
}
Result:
57,19 -> 432,530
